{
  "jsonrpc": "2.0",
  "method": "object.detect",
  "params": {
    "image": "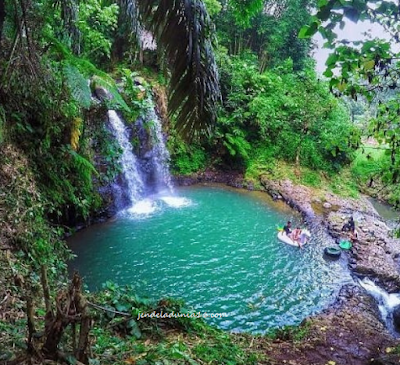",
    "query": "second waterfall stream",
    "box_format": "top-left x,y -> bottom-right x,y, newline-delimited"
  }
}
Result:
107,105 -> 190,216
